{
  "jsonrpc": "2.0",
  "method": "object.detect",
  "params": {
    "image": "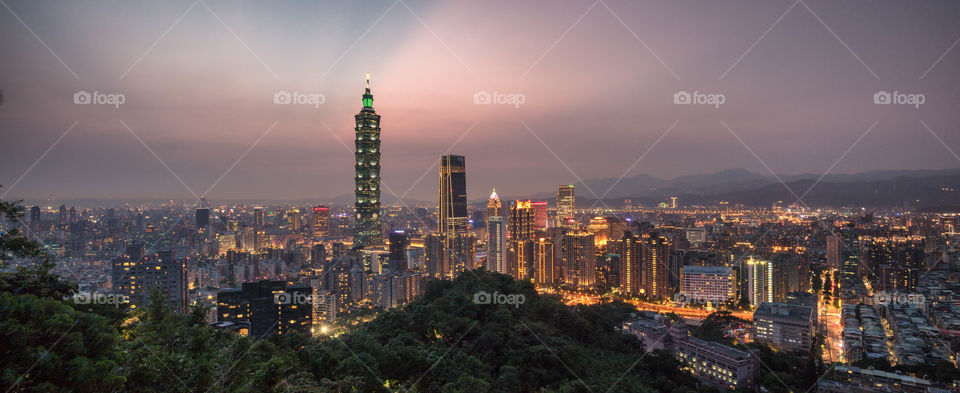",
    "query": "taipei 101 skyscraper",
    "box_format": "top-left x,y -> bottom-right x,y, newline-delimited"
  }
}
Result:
353,73 -> 382,247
